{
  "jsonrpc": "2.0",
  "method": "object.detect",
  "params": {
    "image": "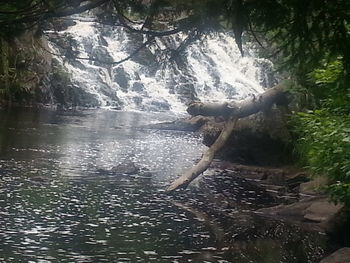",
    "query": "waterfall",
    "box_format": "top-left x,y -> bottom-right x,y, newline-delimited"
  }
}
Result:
46,15 -> 275,112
